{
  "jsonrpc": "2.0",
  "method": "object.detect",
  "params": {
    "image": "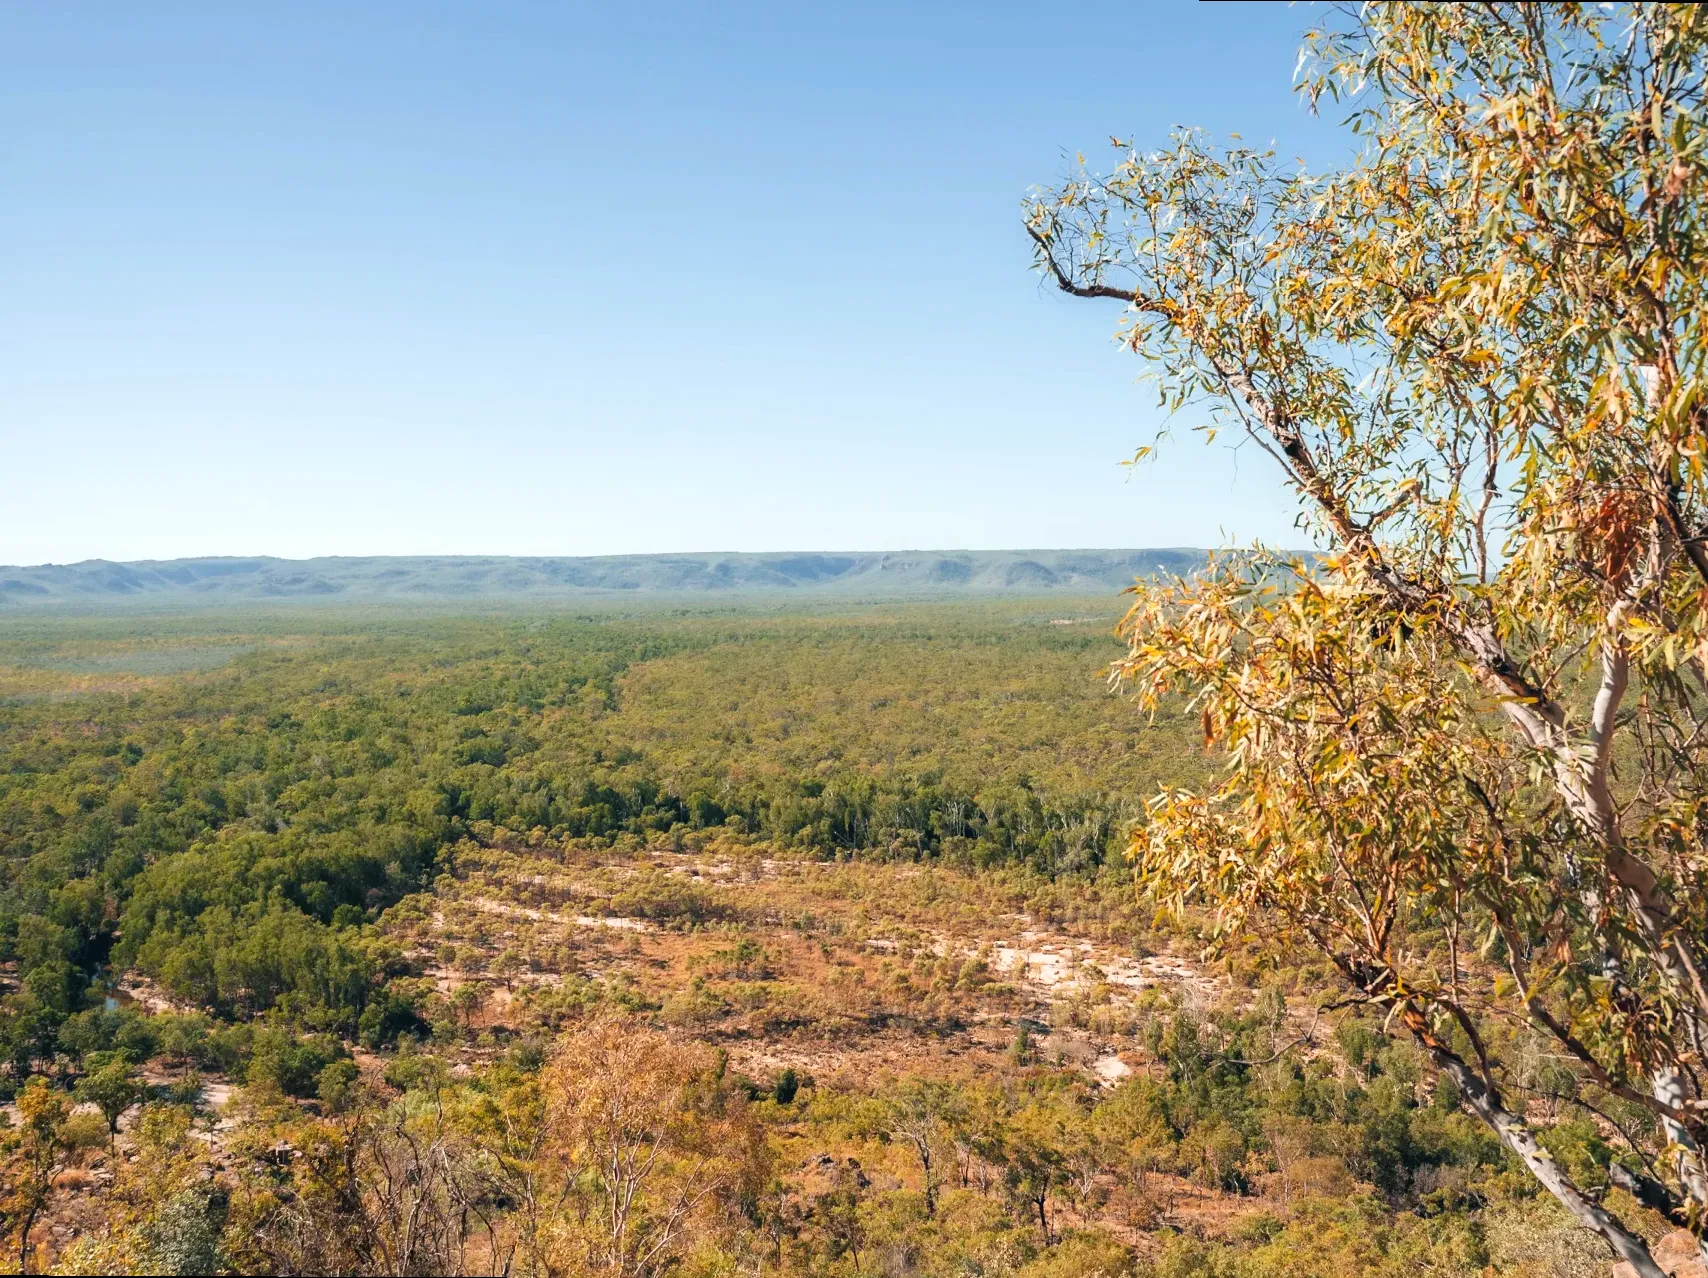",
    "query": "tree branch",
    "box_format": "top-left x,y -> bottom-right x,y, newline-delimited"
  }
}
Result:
1396,1002 -> 1667,1278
